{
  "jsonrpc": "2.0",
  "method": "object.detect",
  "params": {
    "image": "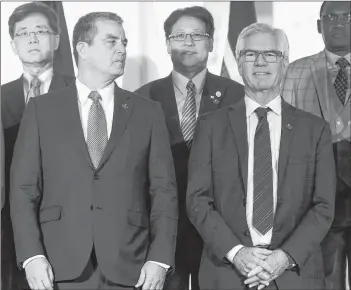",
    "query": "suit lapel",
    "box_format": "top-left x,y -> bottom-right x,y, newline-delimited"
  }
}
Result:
150,74 -> 184,145
228,99 -> 248,194
97,84 -> 133,171
311,51 -> 331,122
5,77 -> 25,125
64,83 -> 95,169
199,72 -> 223,115
49,71 -> 70,91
